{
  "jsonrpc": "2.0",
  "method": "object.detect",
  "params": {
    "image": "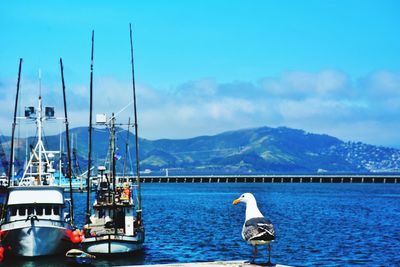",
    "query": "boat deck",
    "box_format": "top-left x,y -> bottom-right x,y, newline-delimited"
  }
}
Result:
87,217 -> 125,235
